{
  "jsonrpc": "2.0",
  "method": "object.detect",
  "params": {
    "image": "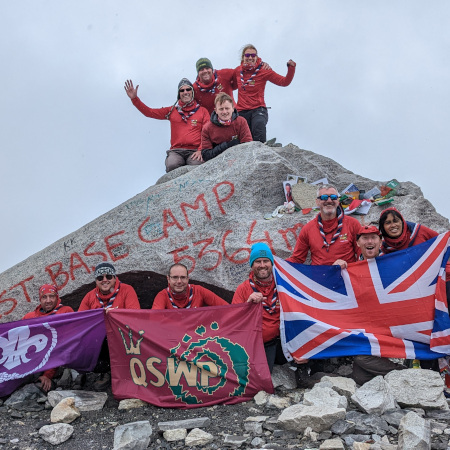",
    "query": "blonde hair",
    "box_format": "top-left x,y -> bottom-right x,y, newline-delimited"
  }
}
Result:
214,92 -> 233,107
240,44 -> 257,63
